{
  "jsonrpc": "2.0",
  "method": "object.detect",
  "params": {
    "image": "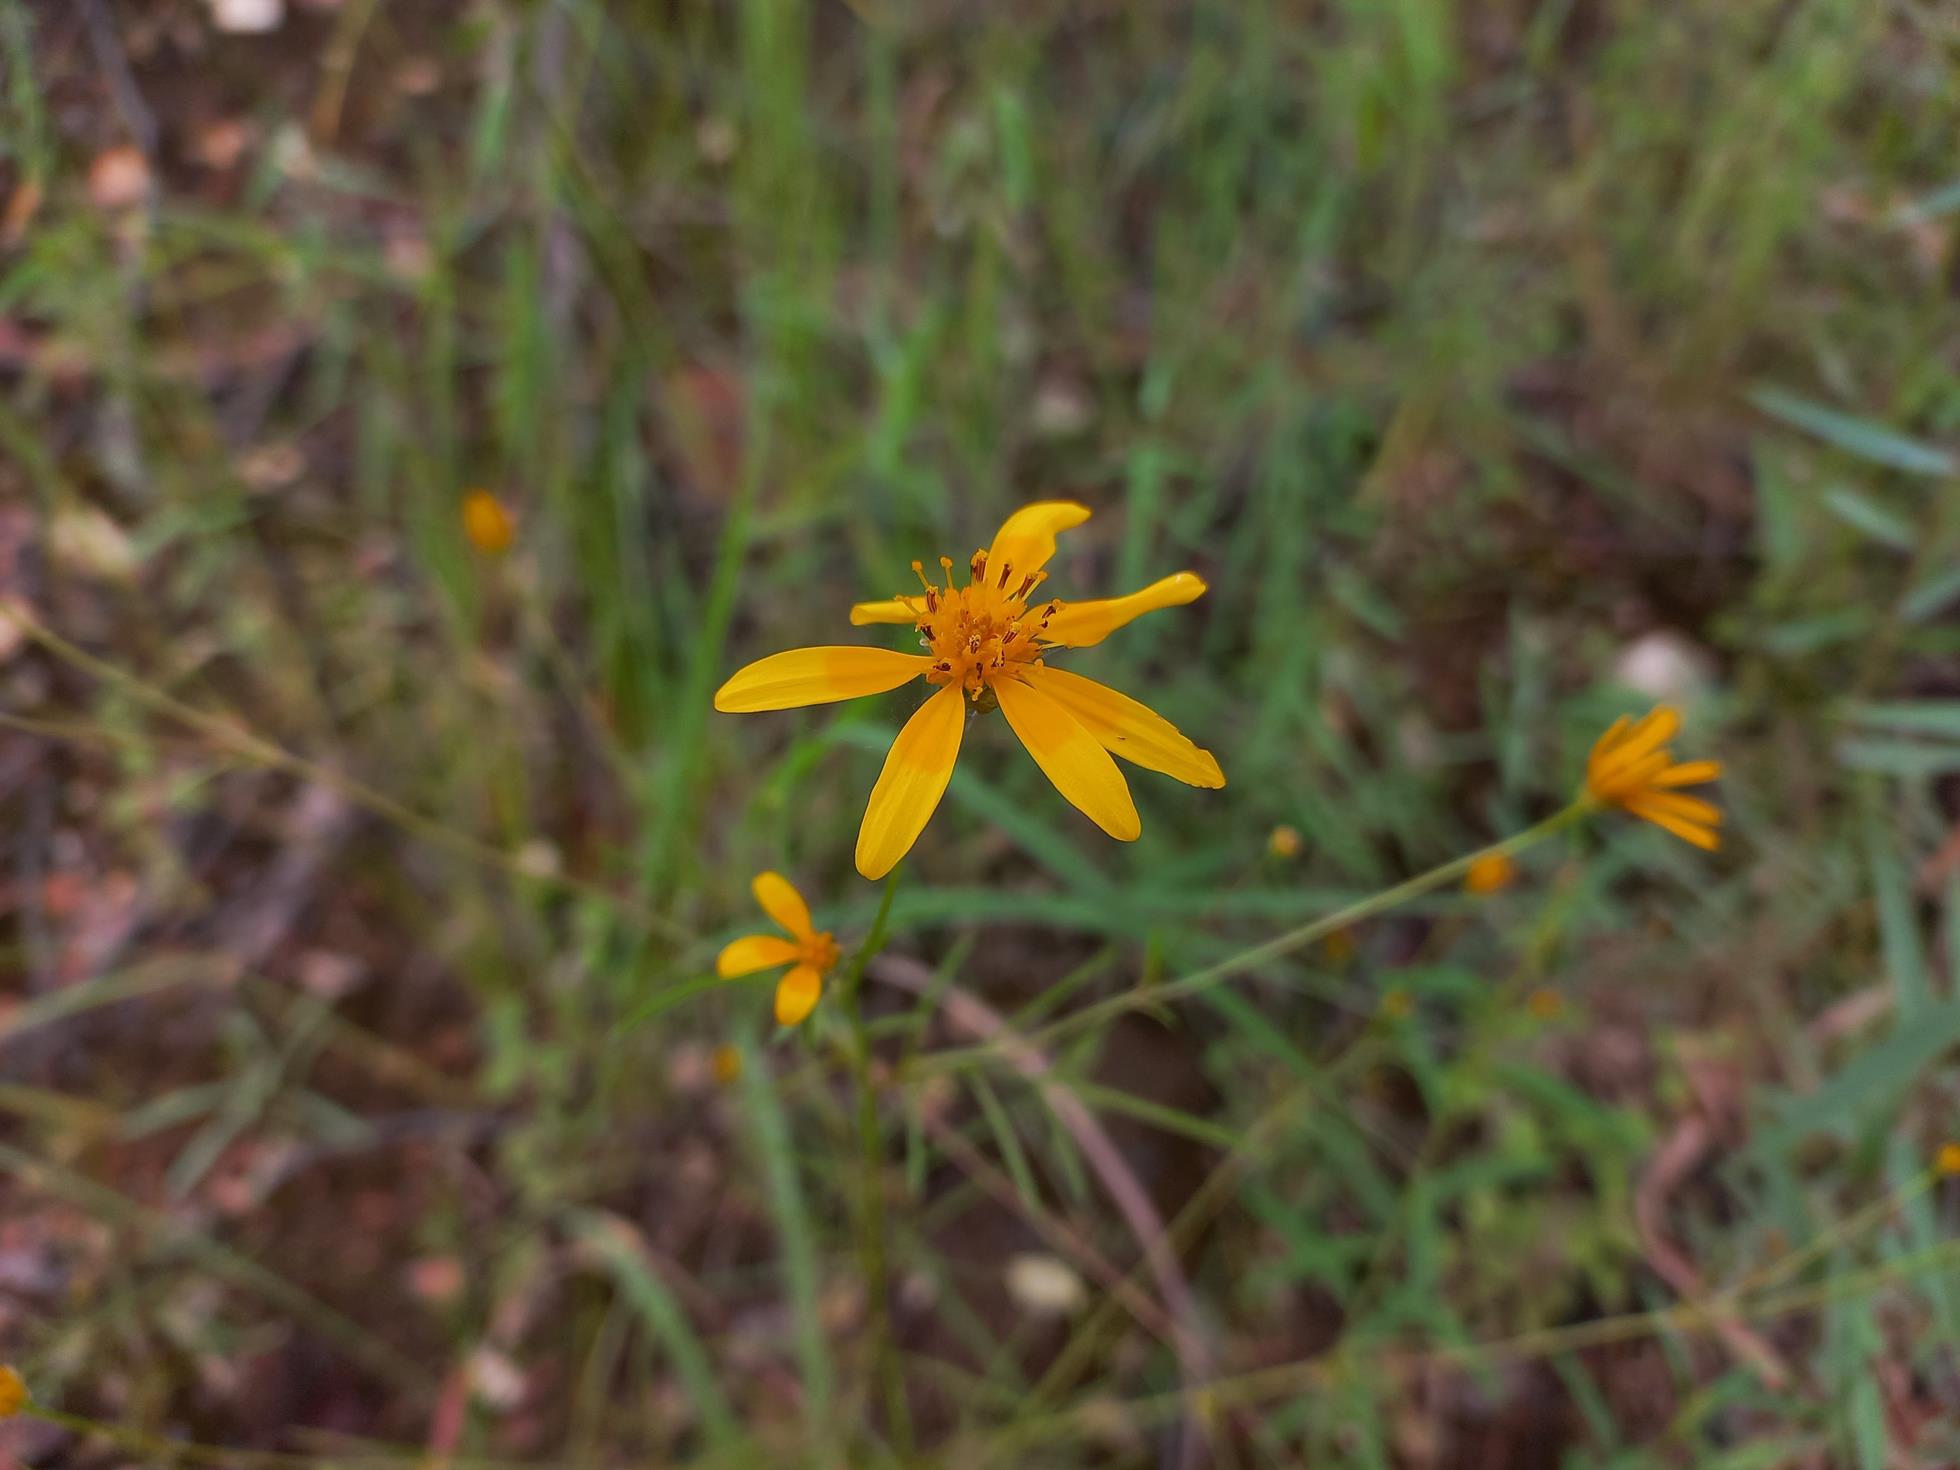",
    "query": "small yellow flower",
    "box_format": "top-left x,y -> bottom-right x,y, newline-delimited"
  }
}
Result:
711,1043 -> 743,1086
1584,705 -> 1723,850
1464,851 -> 1516,895
1527,987 -> 1564,1020
461,490 -> 515,555
0,1365 -> 25,1418
1380,987 -> 1414,1021
1268,824 -> 1303,859
716,872 -> 840,1027
714,502 -> 1225,878
1937,1142 -> 1960,1178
